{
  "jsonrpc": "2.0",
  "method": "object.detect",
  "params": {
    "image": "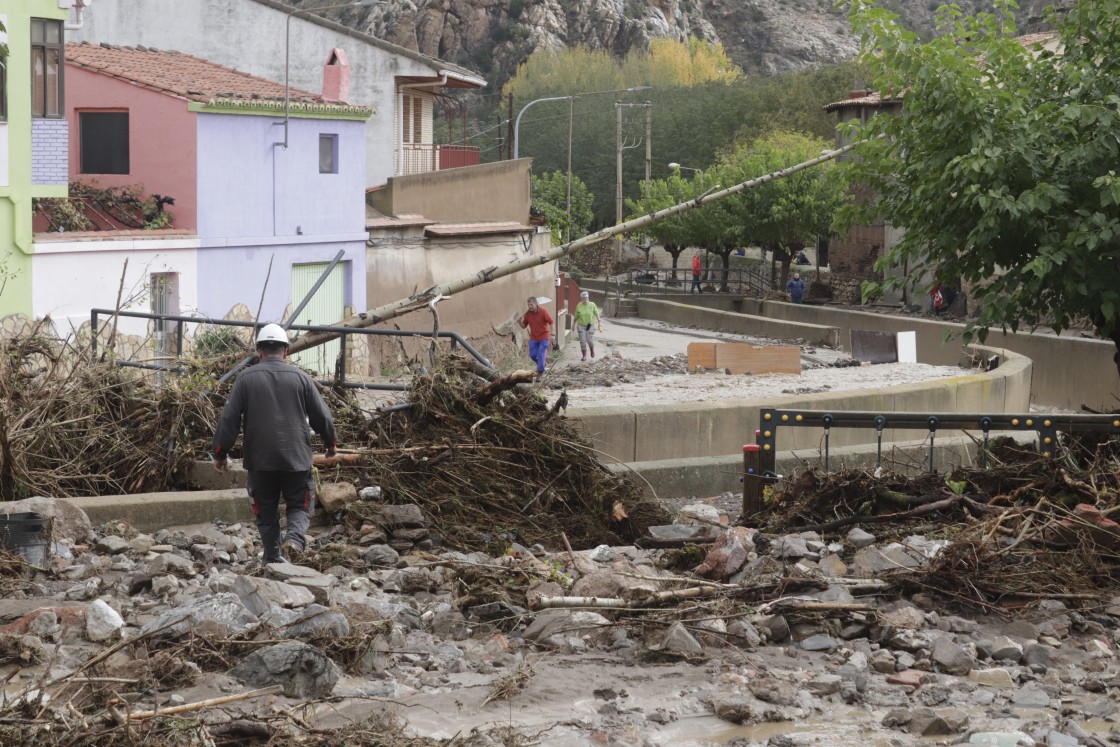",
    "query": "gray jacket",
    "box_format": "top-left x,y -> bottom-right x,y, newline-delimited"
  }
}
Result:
211,358 -> 336,471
